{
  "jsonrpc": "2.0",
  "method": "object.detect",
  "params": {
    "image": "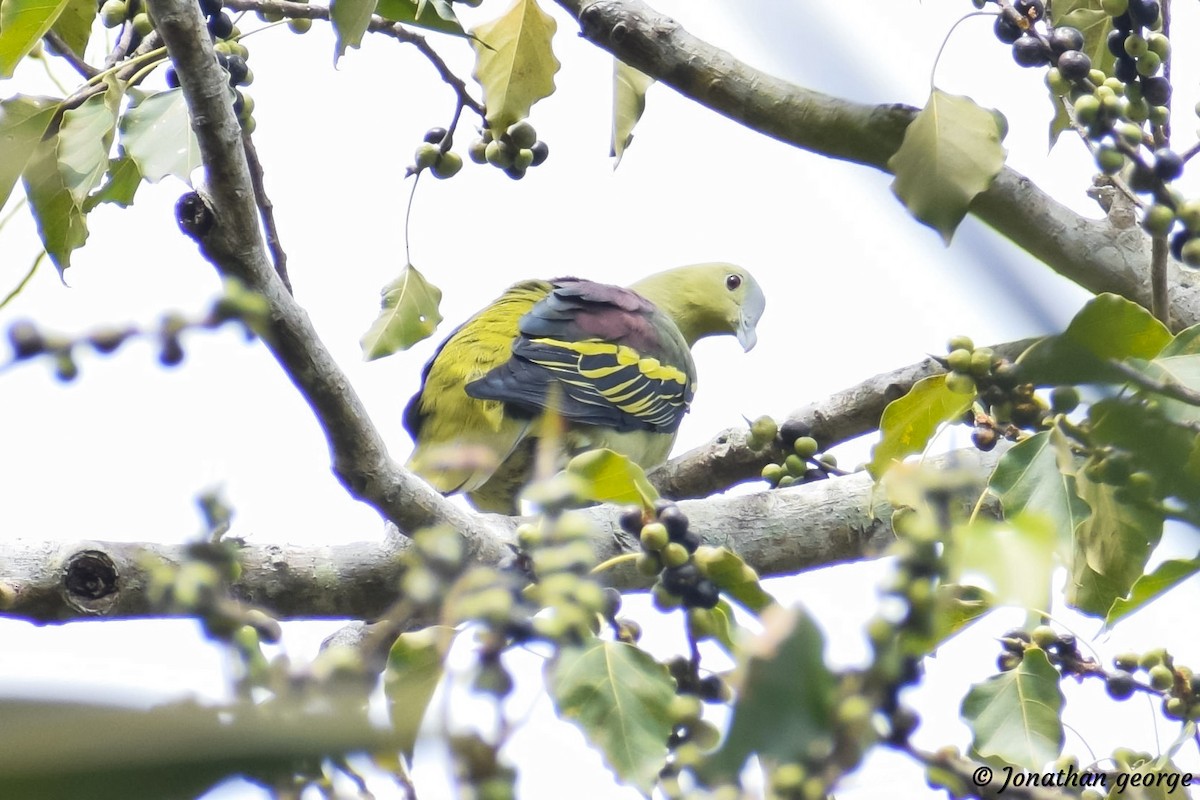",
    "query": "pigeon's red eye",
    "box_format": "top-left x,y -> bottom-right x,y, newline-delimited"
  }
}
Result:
726,274 -> 742,291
